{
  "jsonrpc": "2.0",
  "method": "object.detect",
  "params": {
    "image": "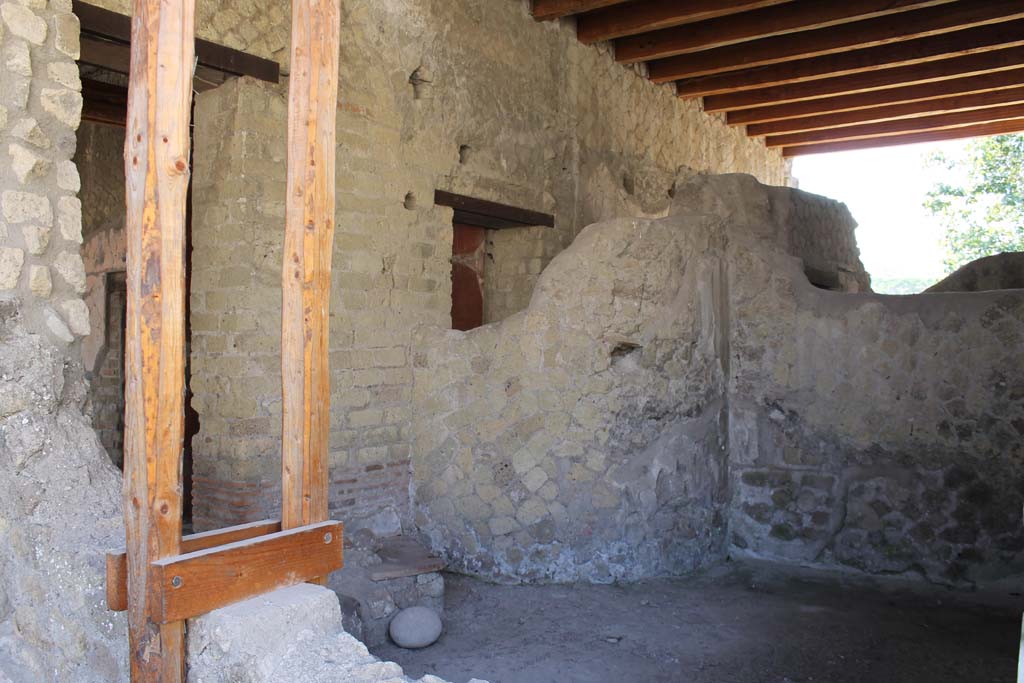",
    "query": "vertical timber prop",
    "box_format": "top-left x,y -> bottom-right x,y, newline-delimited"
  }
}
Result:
122,0 -> 195,676
281,0 -> 341,555
113,0 -> 343,678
